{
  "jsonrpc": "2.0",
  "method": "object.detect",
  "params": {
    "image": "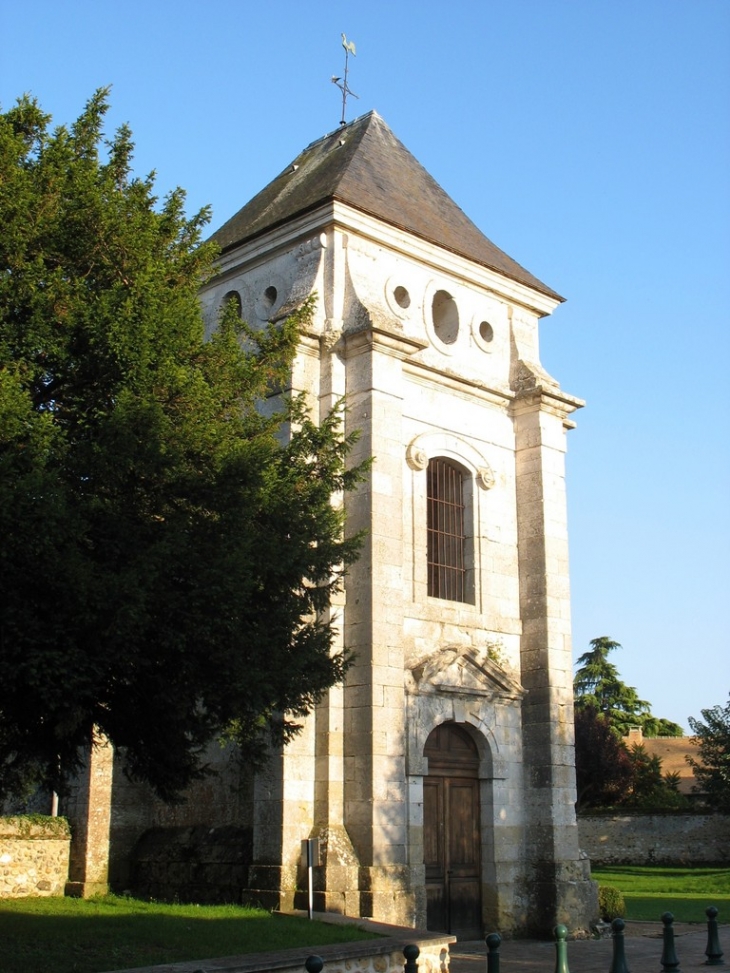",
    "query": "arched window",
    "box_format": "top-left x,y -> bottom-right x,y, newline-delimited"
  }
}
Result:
427,458 -> 470,602
221,290 -> 242,317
